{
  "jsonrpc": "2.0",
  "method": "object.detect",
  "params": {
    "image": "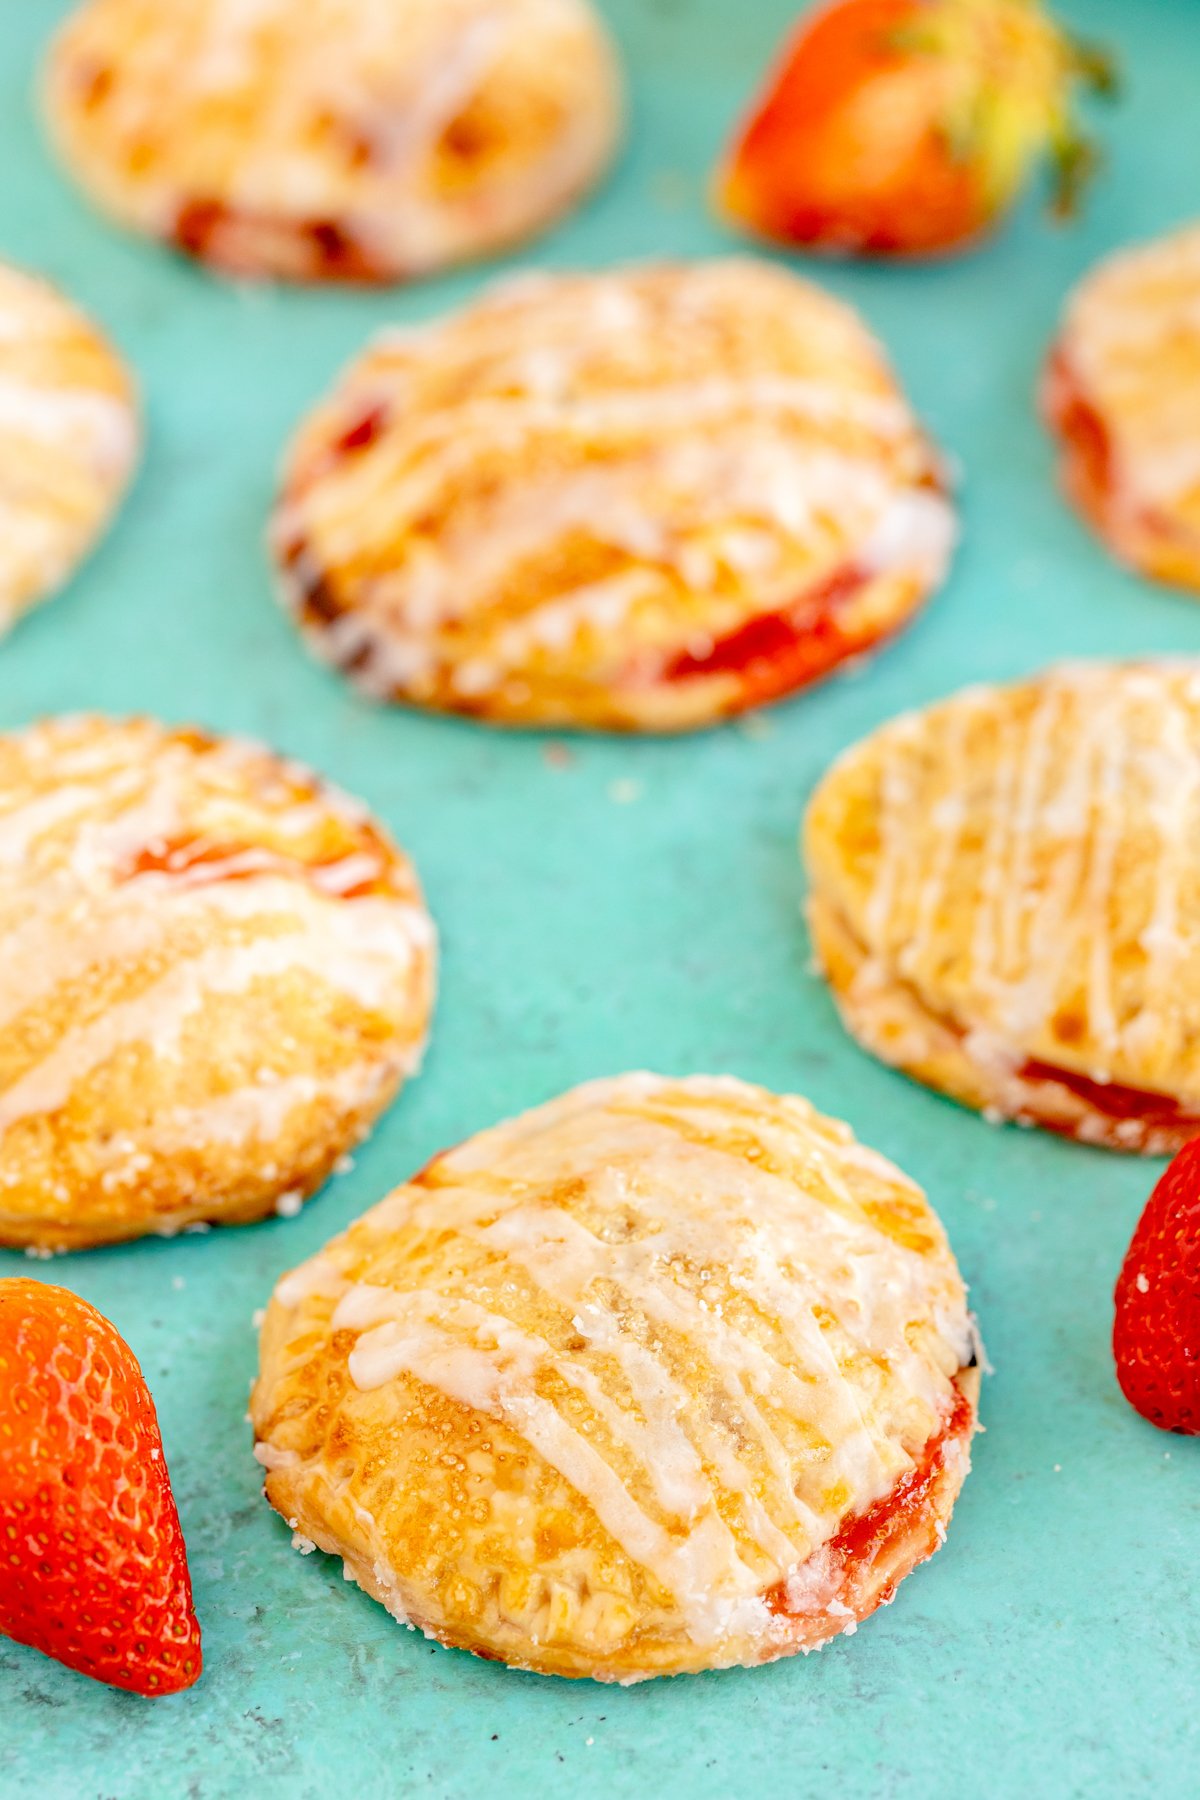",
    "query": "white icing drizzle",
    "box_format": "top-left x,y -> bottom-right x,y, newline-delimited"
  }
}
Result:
836,661 -> 1200,1093
0,901 -> 415,1133
1128,694 -> 1200,1056
1061,224 -> 1200,510
0,776 -> 143,865
467,1200 -> 887,1527
48,0 -> 619,276
0,871 -> 422,1048
275,262 -> 953,702
0,263 -> 136,620
276,1249 -> 347,1310
0,378 -> 134,472
336,1283 -> 770,1599
270,1074 -> 971,1641
97,1059 -> 394,1163
0,718 -> 432,1160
